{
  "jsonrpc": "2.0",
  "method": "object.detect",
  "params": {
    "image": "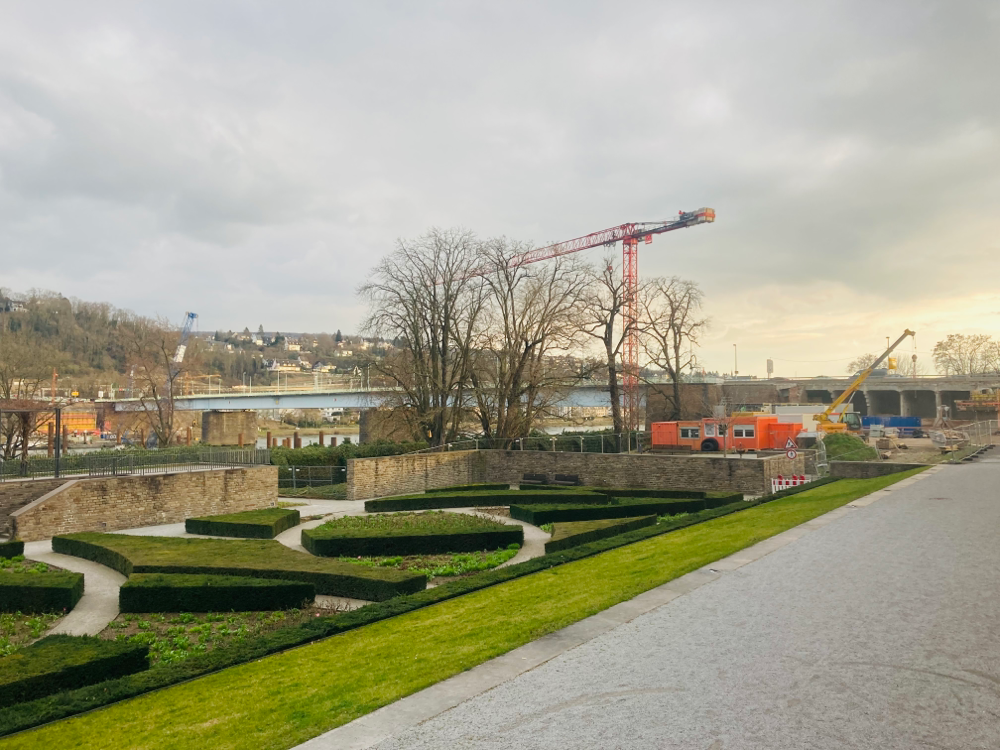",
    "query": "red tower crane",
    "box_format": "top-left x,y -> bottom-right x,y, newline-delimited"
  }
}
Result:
491,207 -> 716,430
